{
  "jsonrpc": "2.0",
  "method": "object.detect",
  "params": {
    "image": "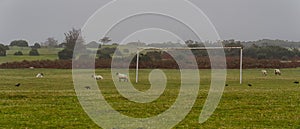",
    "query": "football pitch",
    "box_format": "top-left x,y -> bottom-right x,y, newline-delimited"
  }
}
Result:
0,68 -> 299,128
